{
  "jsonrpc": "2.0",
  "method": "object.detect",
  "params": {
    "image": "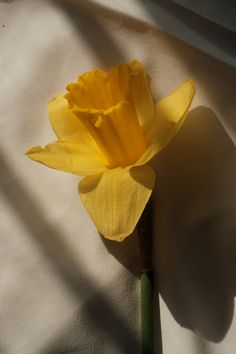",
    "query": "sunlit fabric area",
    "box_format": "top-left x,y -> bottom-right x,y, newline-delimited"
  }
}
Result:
0,0 -> 236,353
